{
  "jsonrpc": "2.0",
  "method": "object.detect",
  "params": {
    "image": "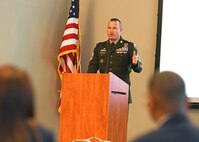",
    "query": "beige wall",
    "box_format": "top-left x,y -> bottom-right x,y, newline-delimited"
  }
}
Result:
1,0 -> 199,141
0,0 -> 68,140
